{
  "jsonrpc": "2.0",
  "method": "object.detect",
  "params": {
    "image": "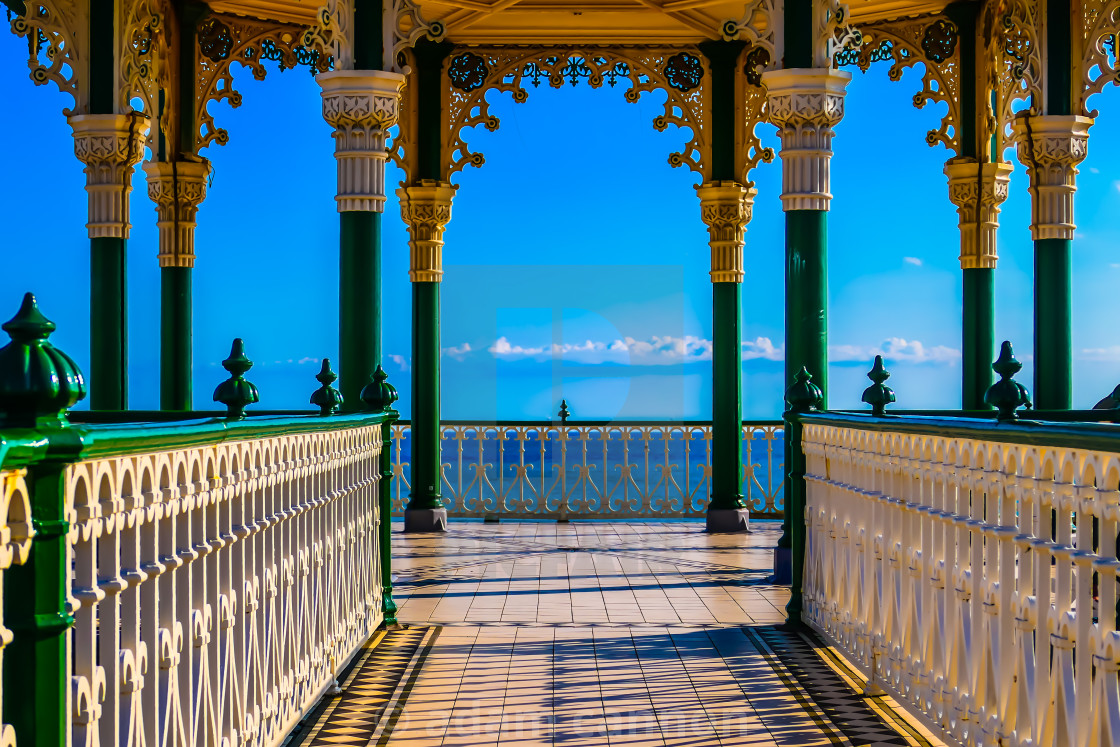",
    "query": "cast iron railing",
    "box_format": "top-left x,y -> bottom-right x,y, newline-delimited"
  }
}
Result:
388,421 -> 785,519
